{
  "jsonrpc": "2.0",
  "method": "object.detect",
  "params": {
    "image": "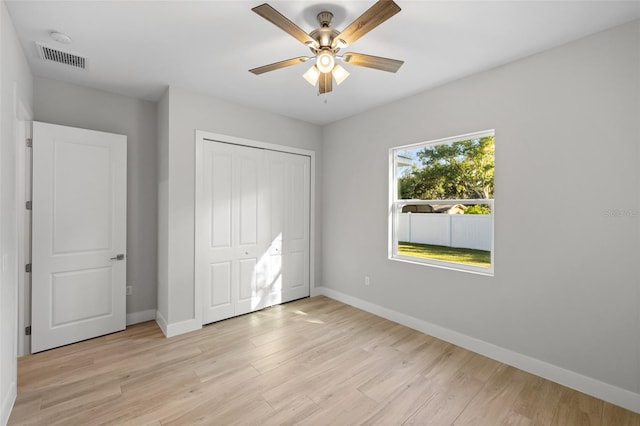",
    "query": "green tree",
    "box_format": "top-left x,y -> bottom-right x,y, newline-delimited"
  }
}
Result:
399,136 -> 494,200
464,204 -> 492,215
